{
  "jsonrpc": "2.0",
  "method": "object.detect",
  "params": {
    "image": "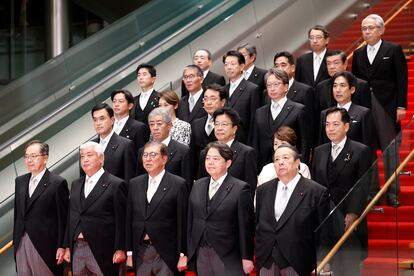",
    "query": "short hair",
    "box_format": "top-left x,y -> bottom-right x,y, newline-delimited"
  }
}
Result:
110,89 -> 134,104
326,107 -> 350,124
273,51 -> 295,65
205,83 -> 228,101
205,141 -> 233,161
272,126 -> 297,146
326,50 -> 347,64
213,107 -> 240,127
91,103 -> 114,118
25,140 -> 49,156
264,67 -> 289,85
148,107 -> 172,124
143,141 -> 168,157
237,43 -> 257,61
183,64 -> 203,77
275,144 -> 300,161
332,71 -> 357,89
364,14 -> 384,29
222,50 -> 245,65
308,25 -> 330,38
136,63 -> 156,77
80,141 -> 104,157
193,49 -> 212,60
158,90 -> 180,106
